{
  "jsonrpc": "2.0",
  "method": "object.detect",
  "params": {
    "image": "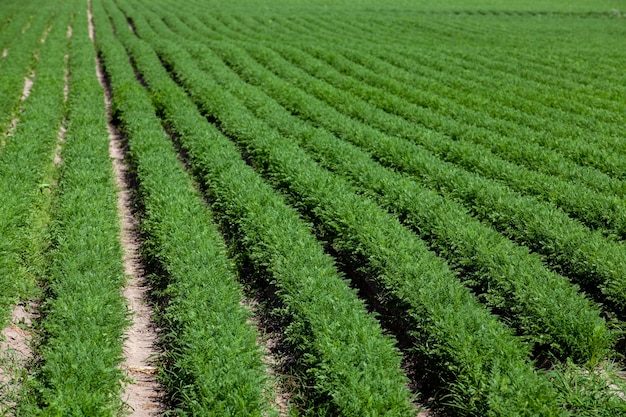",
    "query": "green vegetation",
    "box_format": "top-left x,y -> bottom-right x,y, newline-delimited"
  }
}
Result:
220,39 -> 626,312
98,1 -> 416,415
112,2 -> 571,415
1,0 -> 625,415
165,33 -> 611,364
262,43 -> 626,238
0,0 -> 69,324
0,1 -> 56,142
20,5 -> 129,415
92,1 -> 273,414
